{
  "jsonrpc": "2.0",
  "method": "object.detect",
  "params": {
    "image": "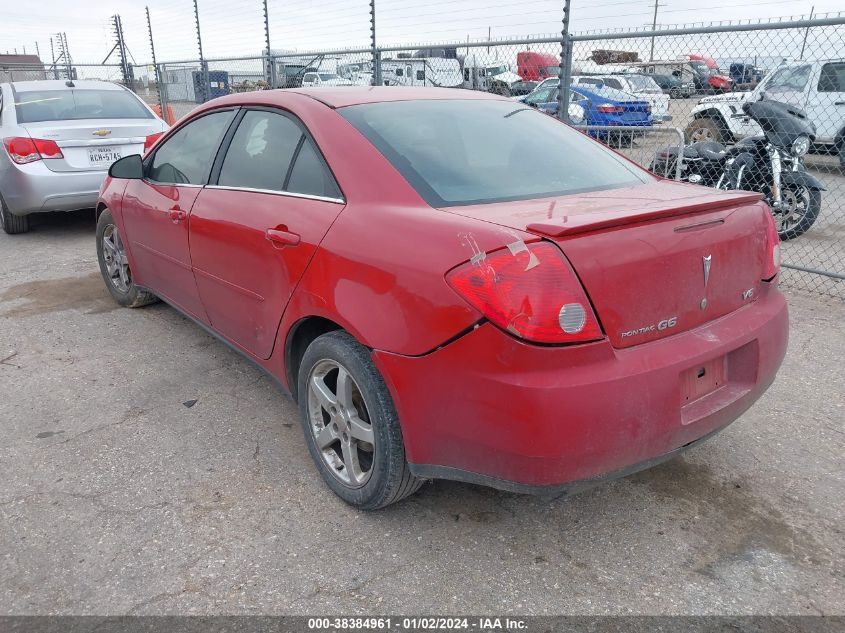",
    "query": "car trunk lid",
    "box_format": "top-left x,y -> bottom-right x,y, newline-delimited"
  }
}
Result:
440,180 -> 769,348
21,119 -> 153,173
